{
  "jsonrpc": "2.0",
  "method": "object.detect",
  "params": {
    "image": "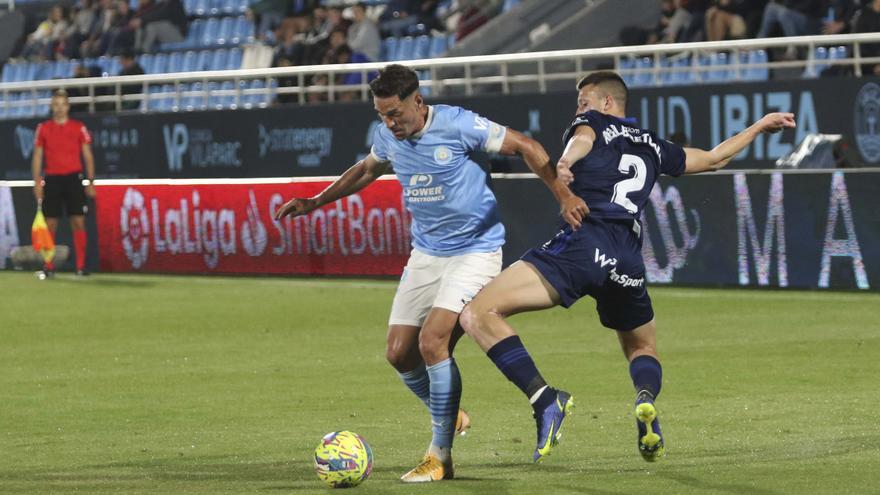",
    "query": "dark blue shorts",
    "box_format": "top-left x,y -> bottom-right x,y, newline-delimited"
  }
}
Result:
521,216 -> 653,331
